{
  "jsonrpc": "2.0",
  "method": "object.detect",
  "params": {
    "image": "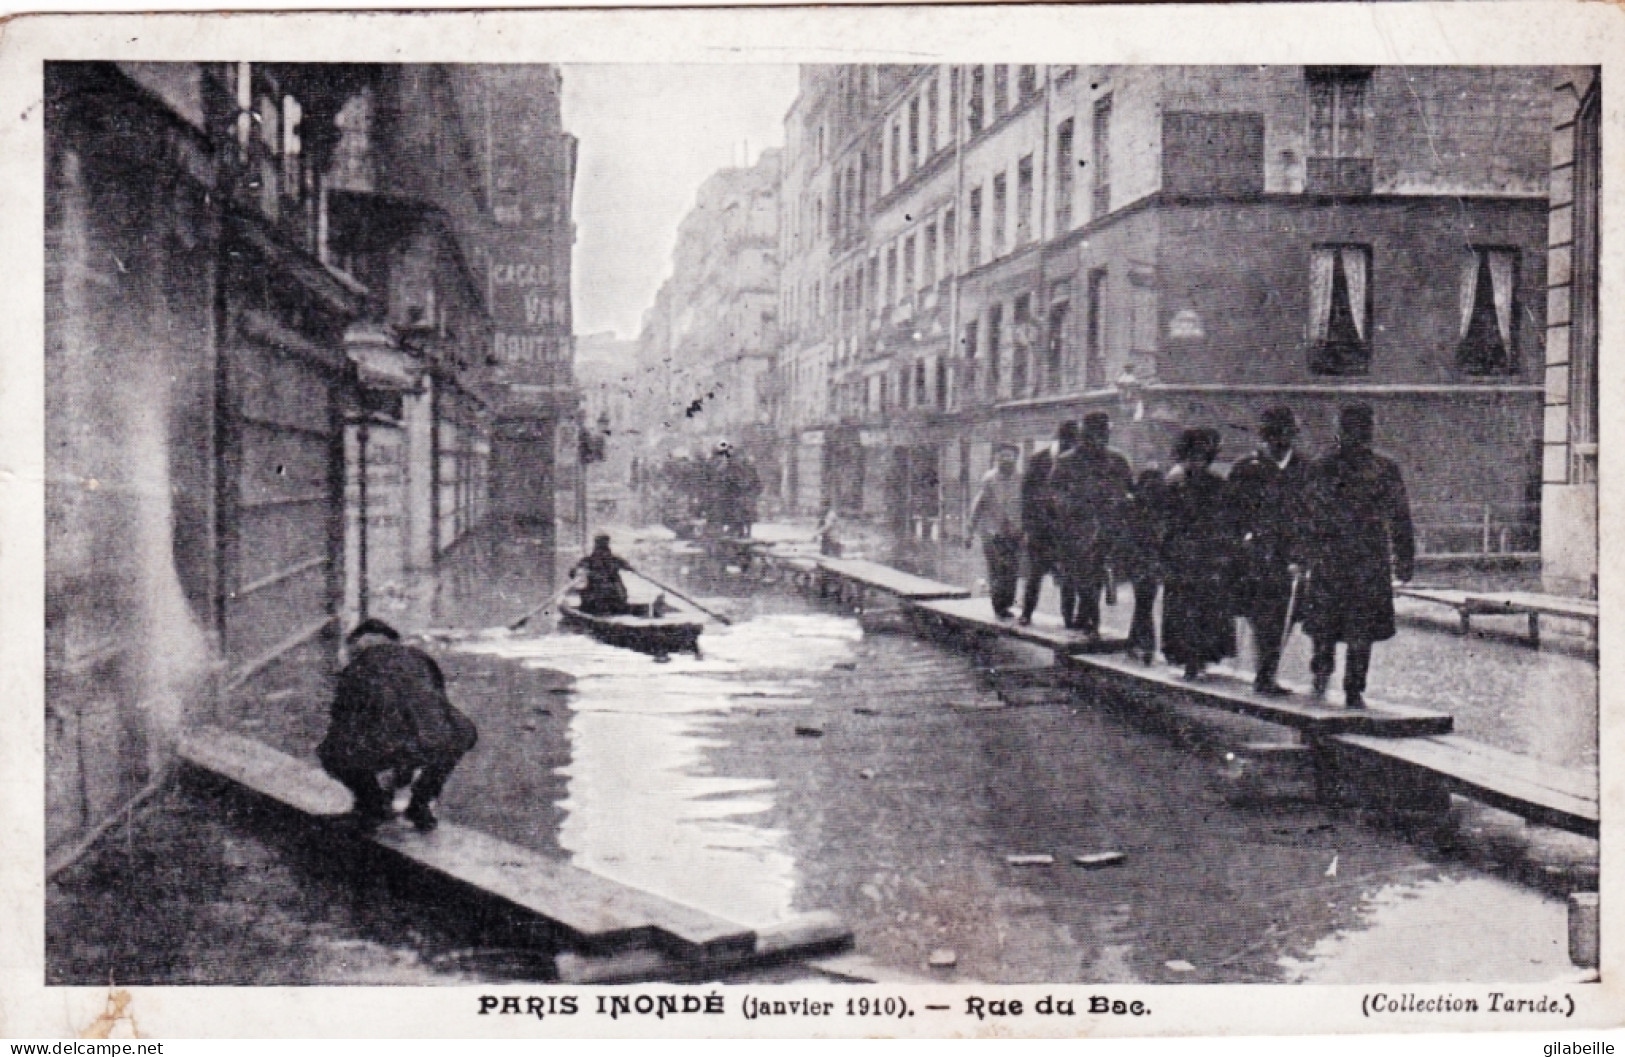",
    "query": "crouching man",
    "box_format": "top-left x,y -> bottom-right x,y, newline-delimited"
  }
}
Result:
318,619 -> 477,832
